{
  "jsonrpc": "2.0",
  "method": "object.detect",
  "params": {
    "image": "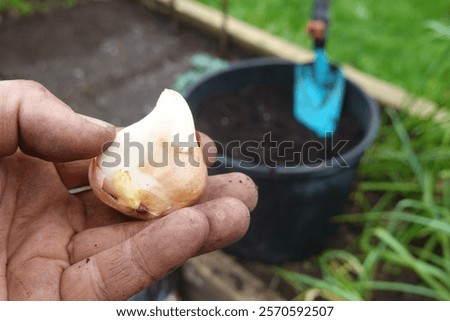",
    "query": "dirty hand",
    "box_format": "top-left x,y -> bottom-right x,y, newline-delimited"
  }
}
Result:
0,80 -> 257,300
